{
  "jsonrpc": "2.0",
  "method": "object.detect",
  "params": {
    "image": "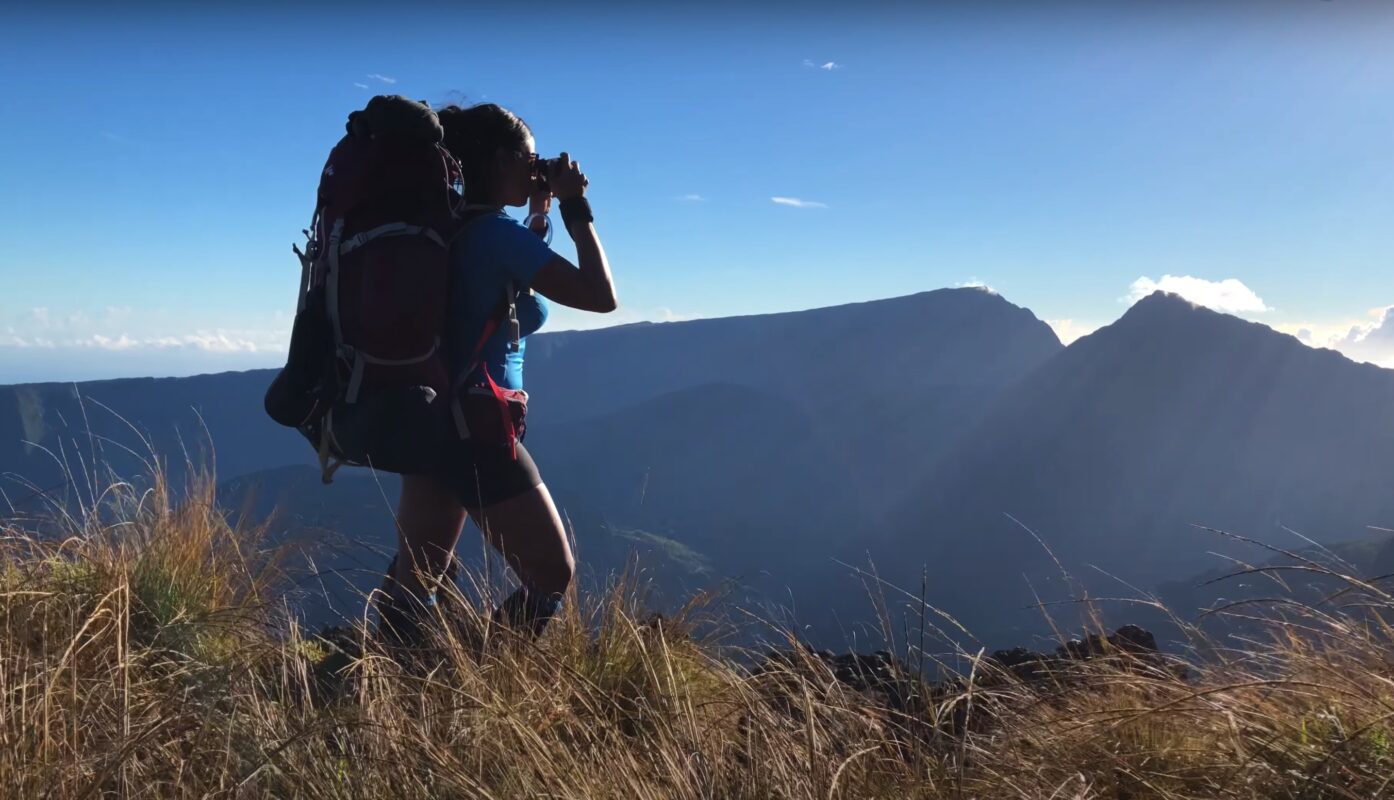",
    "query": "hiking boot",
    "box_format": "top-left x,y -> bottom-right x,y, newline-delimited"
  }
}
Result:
377,554 -> 488,658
